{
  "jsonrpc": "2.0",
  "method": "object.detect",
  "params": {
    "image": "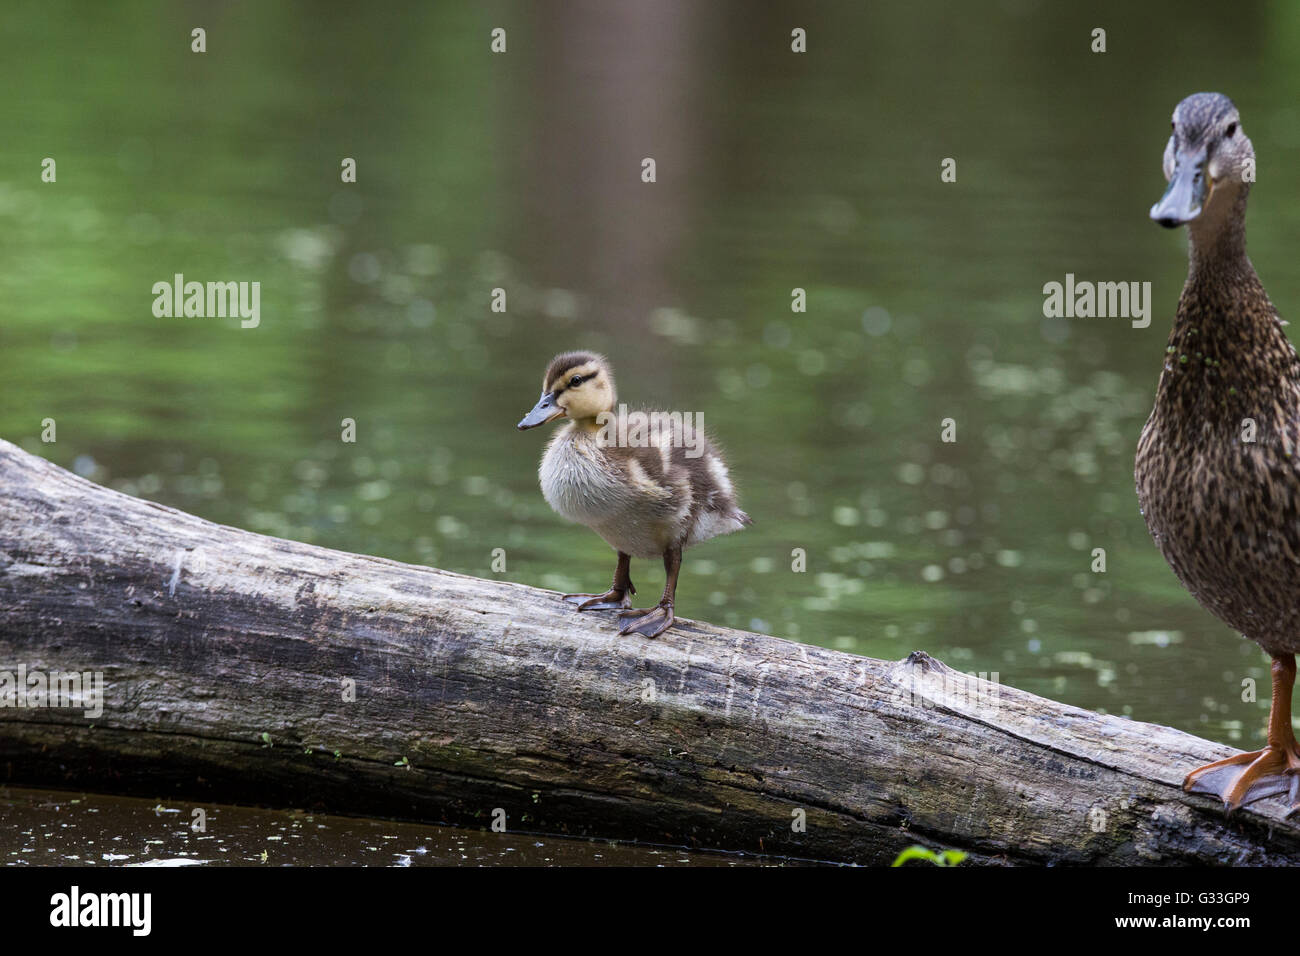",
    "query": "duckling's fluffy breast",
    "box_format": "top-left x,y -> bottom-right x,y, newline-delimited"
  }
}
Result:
539,416 -> 748,558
